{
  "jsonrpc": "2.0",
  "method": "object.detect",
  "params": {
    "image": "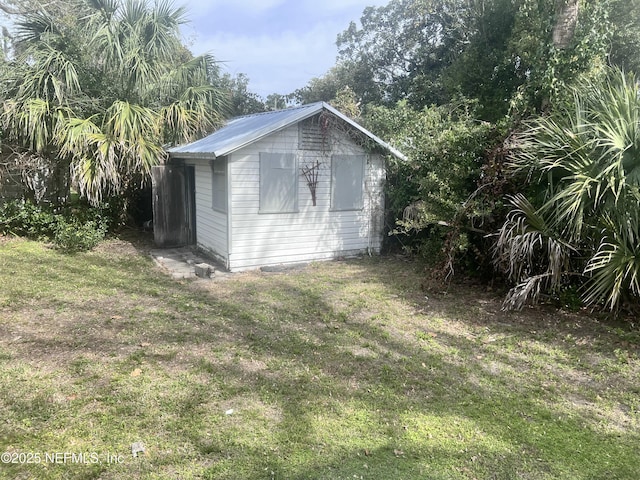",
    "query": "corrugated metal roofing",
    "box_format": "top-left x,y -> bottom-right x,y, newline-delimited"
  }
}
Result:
167,101 -> 406,160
